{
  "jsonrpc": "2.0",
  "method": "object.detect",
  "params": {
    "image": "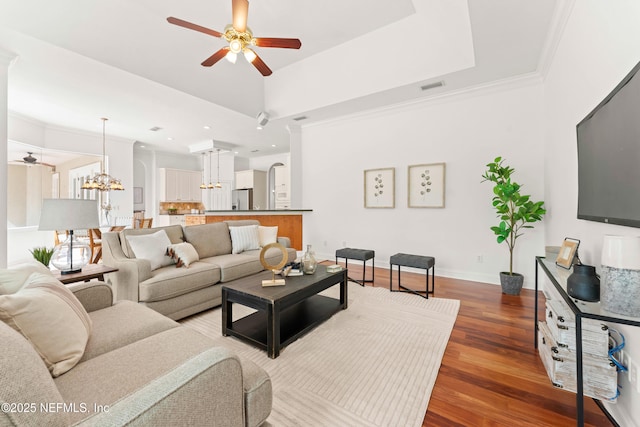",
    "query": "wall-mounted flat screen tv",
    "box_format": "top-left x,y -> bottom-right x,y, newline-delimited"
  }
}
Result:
577,59 -> 640,228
